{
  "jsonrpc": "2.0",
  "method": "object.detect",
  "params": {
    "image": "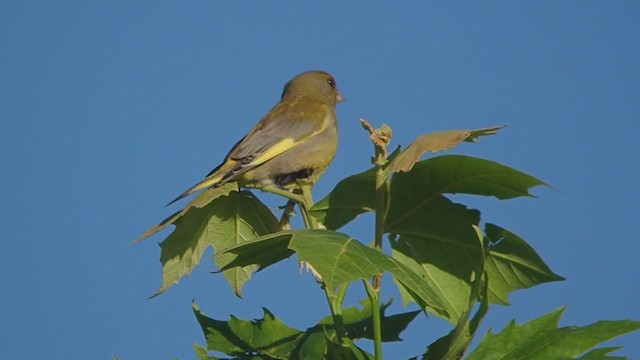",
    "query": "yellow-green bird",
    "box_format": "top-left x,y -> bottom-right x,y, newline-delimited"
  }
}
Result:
168,70 -> 344,205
